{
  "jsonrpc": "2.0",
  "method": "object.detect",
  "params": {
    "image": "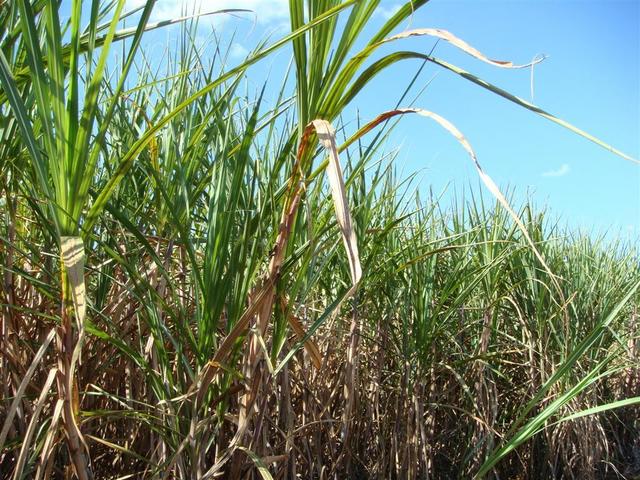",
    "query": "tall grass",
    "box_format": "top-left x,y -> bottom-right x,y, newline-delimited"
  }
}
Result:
0,1 -> 638,478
